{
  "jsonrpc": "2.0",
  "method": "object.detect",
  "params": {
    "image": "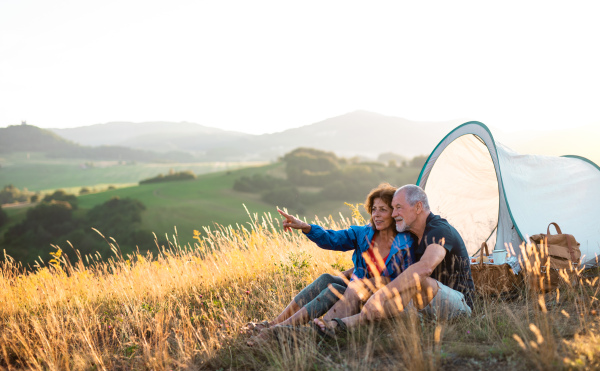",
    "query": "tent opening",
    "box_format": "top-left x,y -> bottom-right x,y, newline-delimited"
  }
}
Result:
422,134 -> 499,256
